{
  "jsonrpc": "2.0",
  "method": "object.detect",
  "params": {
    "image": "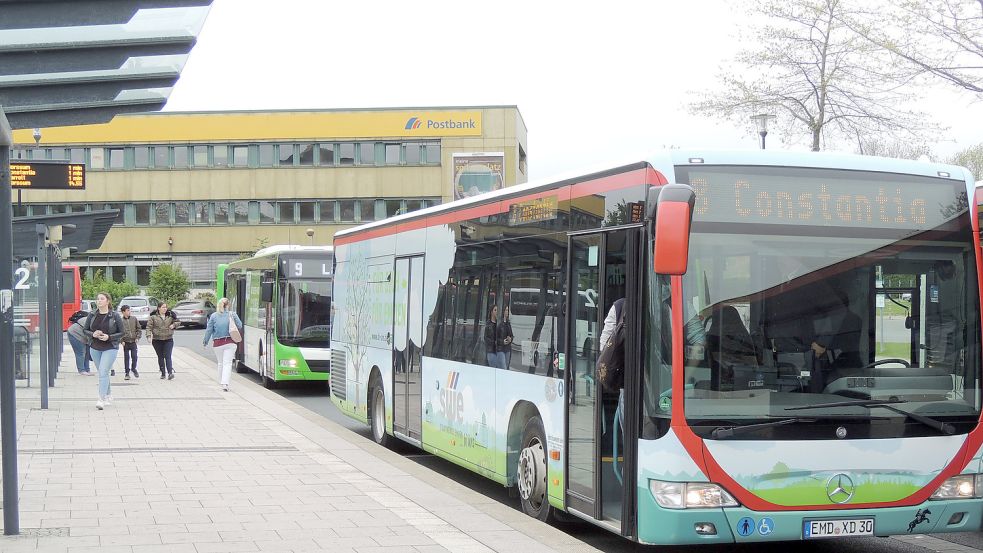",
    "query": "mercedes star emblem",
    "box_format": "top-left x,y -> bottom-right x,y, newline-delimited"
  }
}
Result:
826,473 -> 856,504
